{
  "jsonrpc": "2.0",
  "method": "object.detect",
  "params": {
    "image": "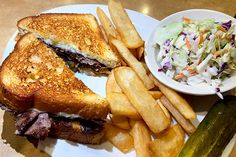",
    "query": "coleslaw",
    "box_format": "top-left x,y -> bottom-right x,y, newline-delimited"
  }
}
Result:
155,17 -> 236,98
